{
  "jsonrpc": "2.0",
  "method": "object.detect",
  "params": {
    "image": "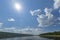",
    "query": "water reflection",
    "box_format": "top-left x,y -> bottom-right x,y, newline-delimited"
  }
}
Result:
0,36 -> 56,40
